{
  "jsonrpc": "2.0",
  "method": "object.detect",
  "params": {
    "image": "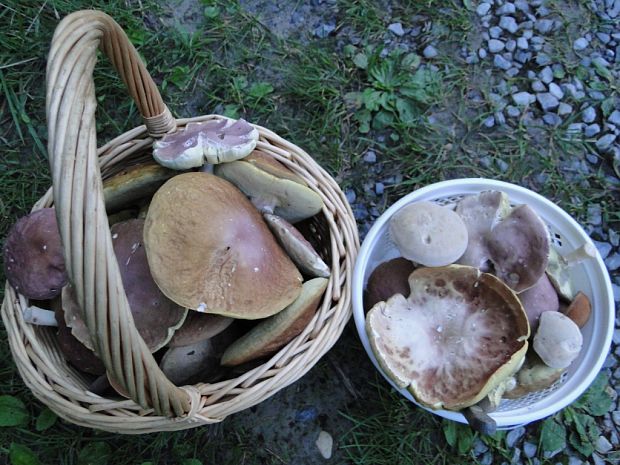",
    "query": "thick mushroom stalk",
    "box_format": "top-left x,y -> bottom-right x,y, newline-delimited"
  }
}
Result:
152,118 -> 259,169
